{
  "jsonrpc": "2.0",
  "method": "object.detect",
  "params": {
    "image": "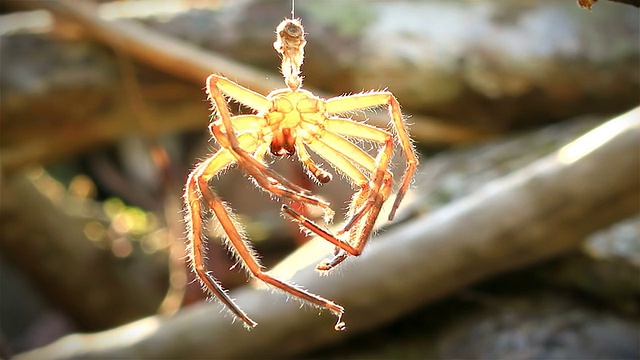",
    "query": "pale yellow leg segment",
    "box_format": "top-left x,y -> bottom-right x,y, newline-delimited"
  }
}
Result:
313,118 -> 394,236
325,92 -> 419,220
304,137 -> 369,187
212,114 -> 268,134
207,74 -> 272,113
